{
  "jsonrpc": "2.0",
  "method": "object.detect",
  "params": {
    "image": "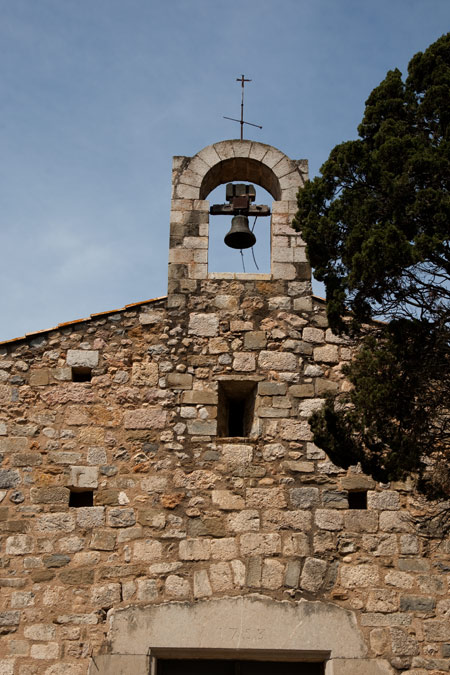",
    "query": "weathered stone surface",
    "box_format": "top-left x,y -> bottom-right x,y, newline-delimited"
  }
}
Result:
188,313 -> 219,336
258,351 -> 298,371
66,350 -> 99,368
167,372 -> 193,389
6,535 -> 34,555
300,557 -> 327,592
124,408 -> 167,429
211,490 -> 245,510
179,538 -> 211,561
133,540 -> 163,561
341,564 -> 380,588
69,465 -> 99,489
106,508 -> 136,528
0,470 -> 20,489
